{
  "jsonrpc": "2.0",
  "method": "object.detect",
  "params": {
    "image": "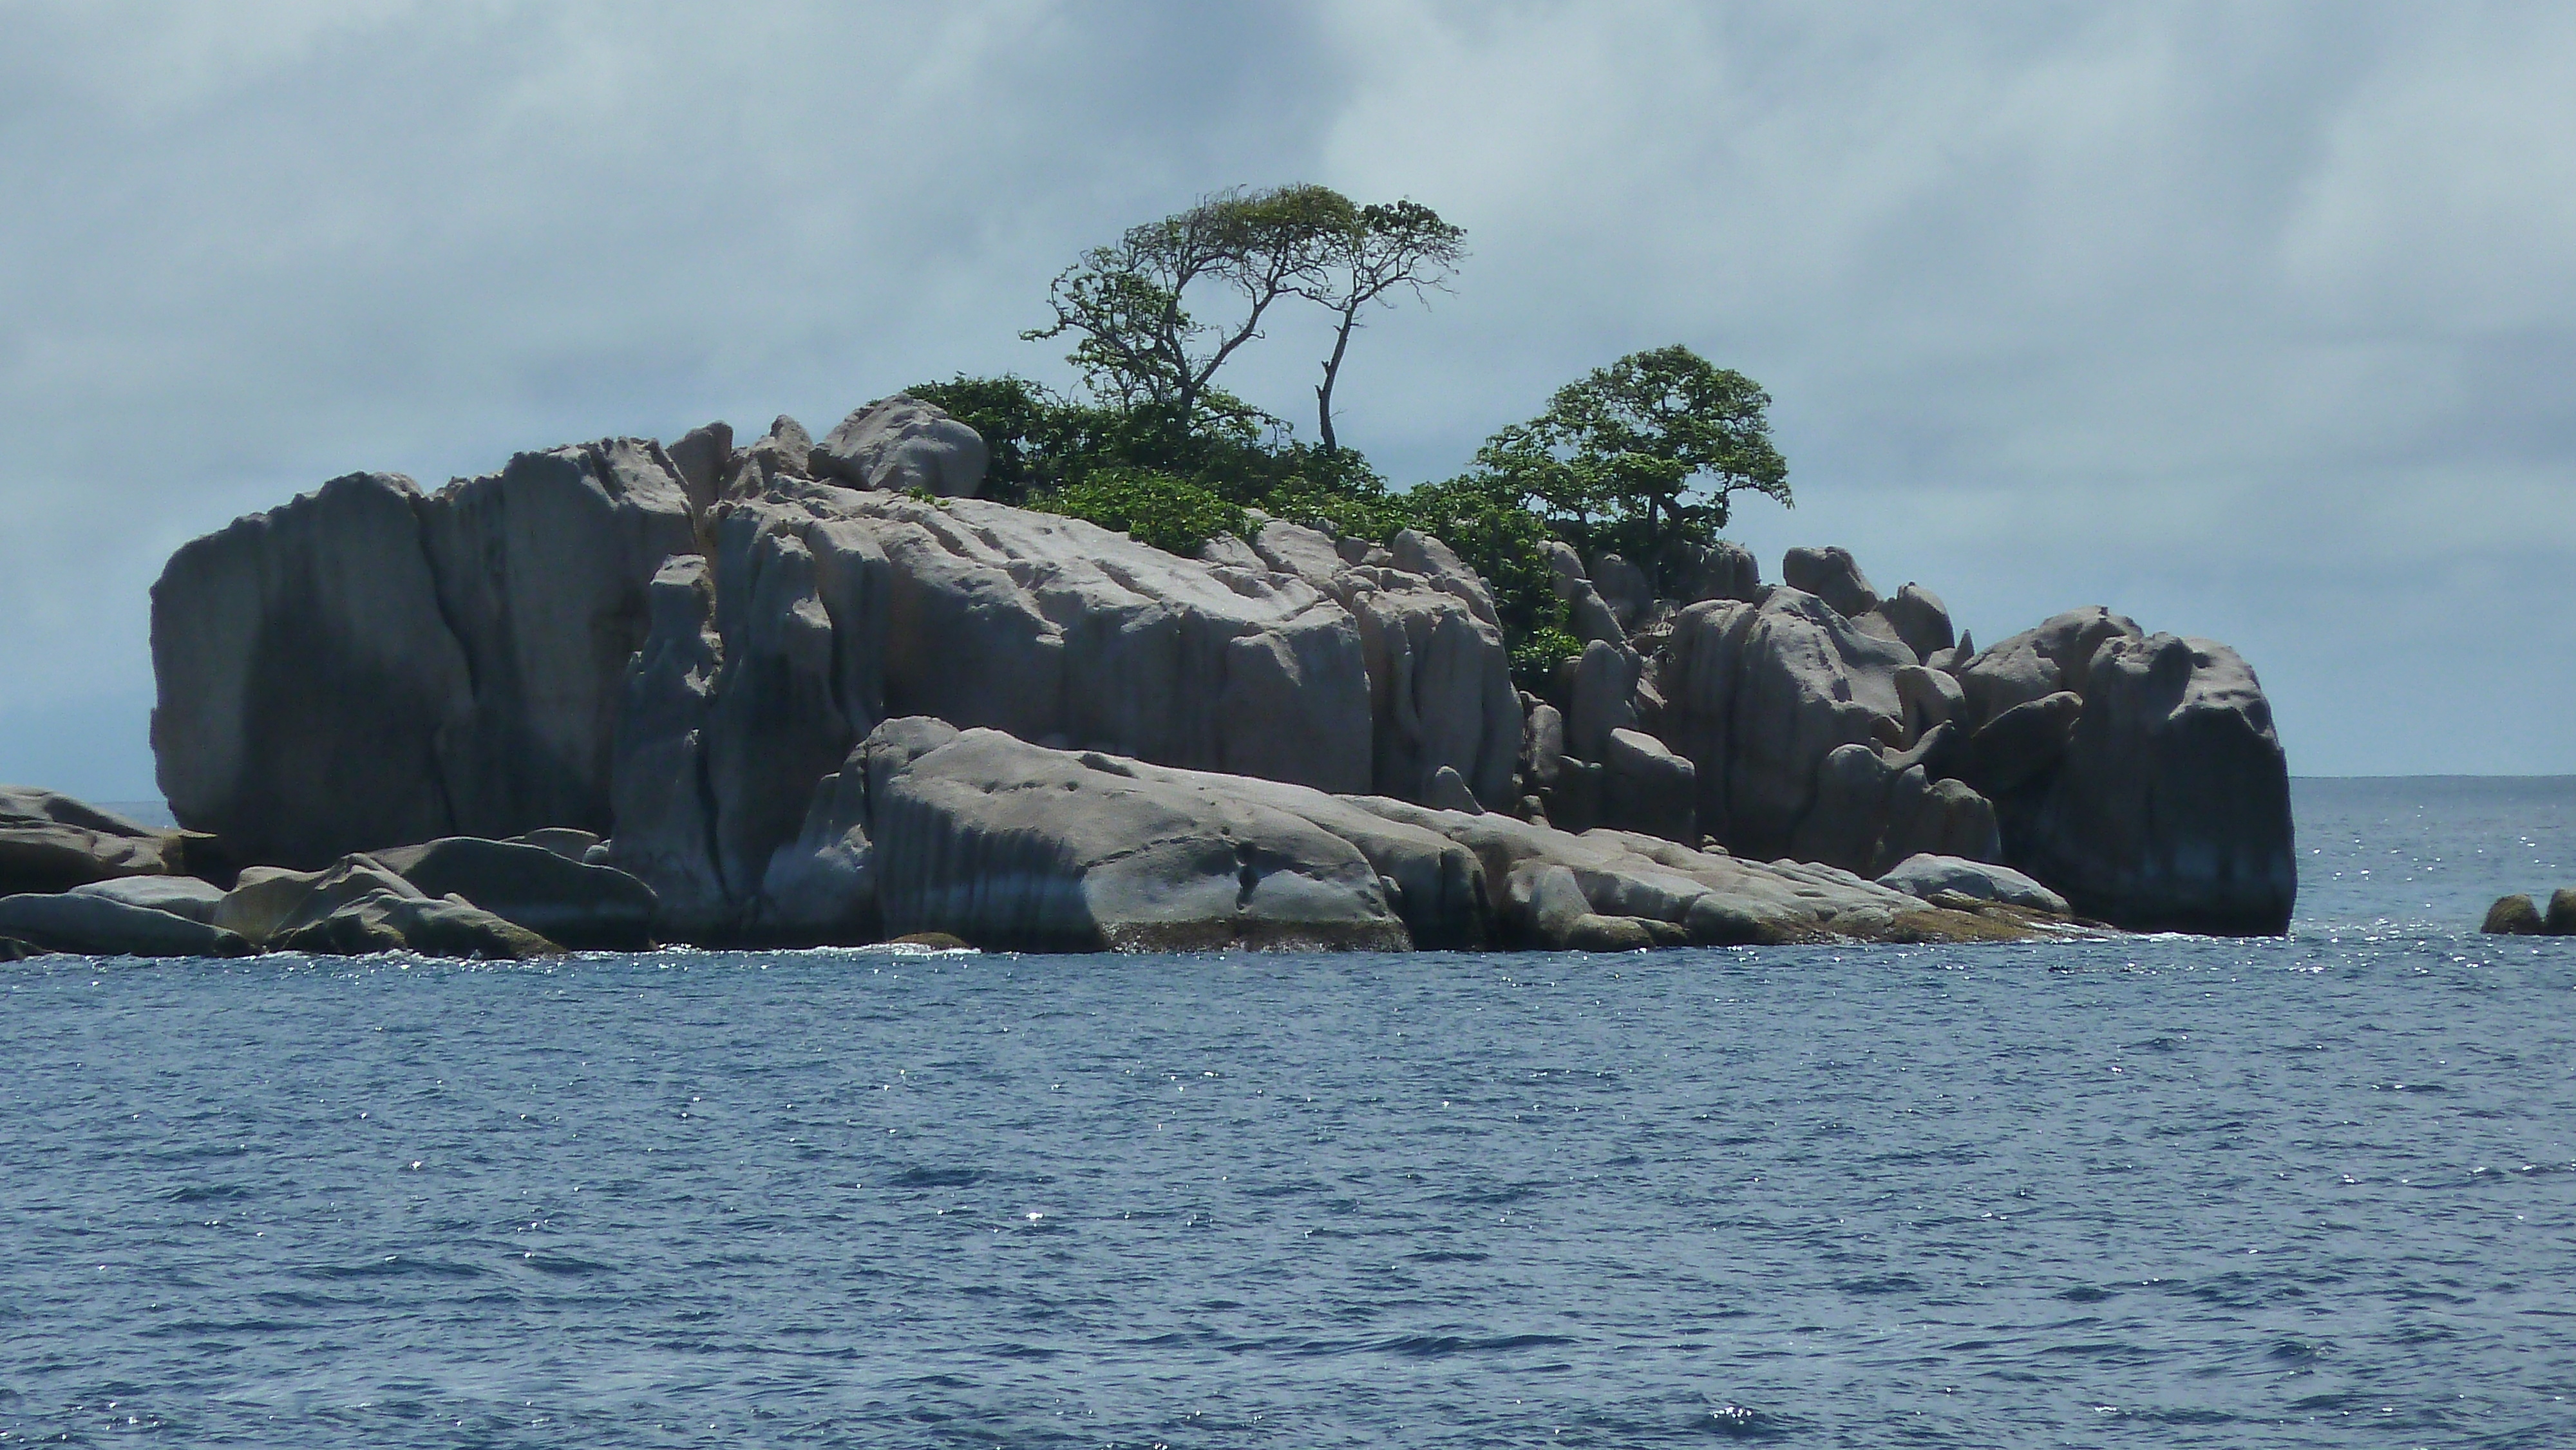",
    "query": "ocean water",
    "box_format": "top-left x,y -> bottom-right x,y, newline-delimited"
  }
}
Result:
6,779 -> 2576,1447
